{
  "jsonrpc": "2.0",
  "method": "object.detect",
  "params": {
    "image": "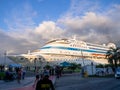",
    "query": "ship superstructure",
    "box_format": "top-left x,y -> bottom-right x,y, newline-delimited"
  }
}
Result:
30,38 -> 115,65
